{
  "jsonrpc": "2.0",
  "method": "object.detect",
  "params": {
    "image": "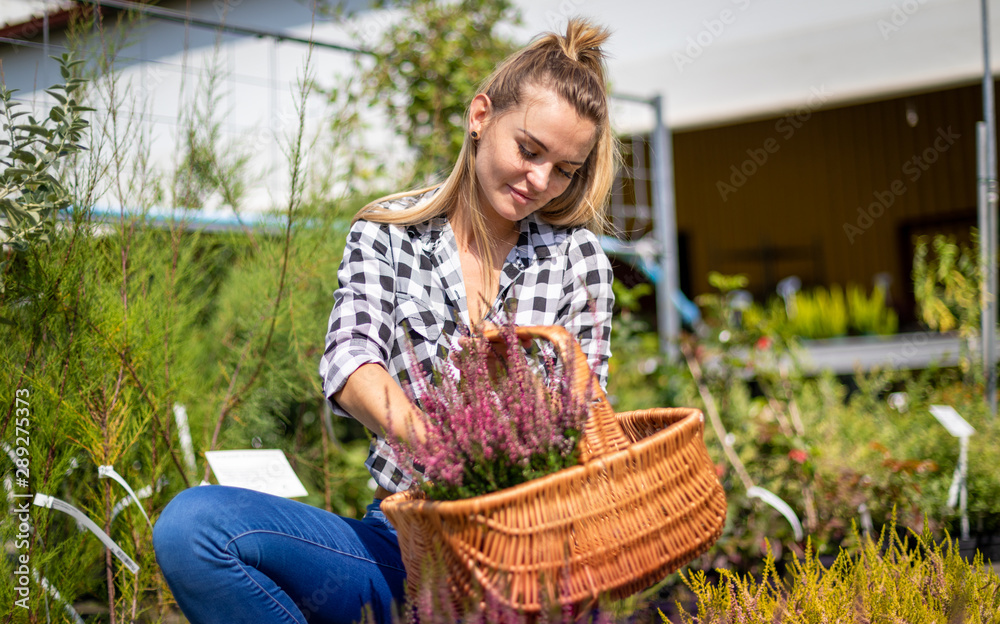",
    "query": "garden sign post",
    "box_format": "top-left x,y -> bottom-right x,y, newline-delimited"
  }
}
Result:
929,405 -> 975,541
